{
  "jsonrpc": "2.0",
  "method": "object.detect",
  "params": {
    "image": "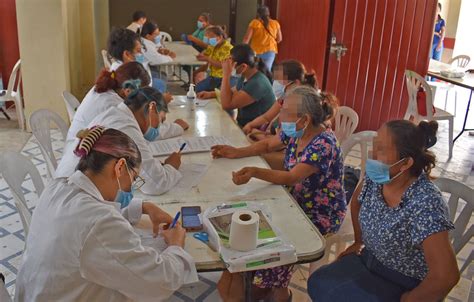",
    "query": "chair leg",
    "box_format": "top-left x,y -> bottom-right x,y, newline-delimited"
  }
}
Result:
14,96 -> 25,130
448,117 -> 454,159
0,107 -> 10,120
454,90 -> 458,117
444,89 -> 449,111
